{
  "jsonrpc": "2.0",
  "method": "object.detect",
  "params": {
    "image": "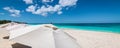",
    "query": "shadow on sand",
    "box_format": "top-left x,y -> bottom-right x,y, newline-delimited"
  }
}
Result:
3,36 -> 9,39
12,43 -> 31,48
